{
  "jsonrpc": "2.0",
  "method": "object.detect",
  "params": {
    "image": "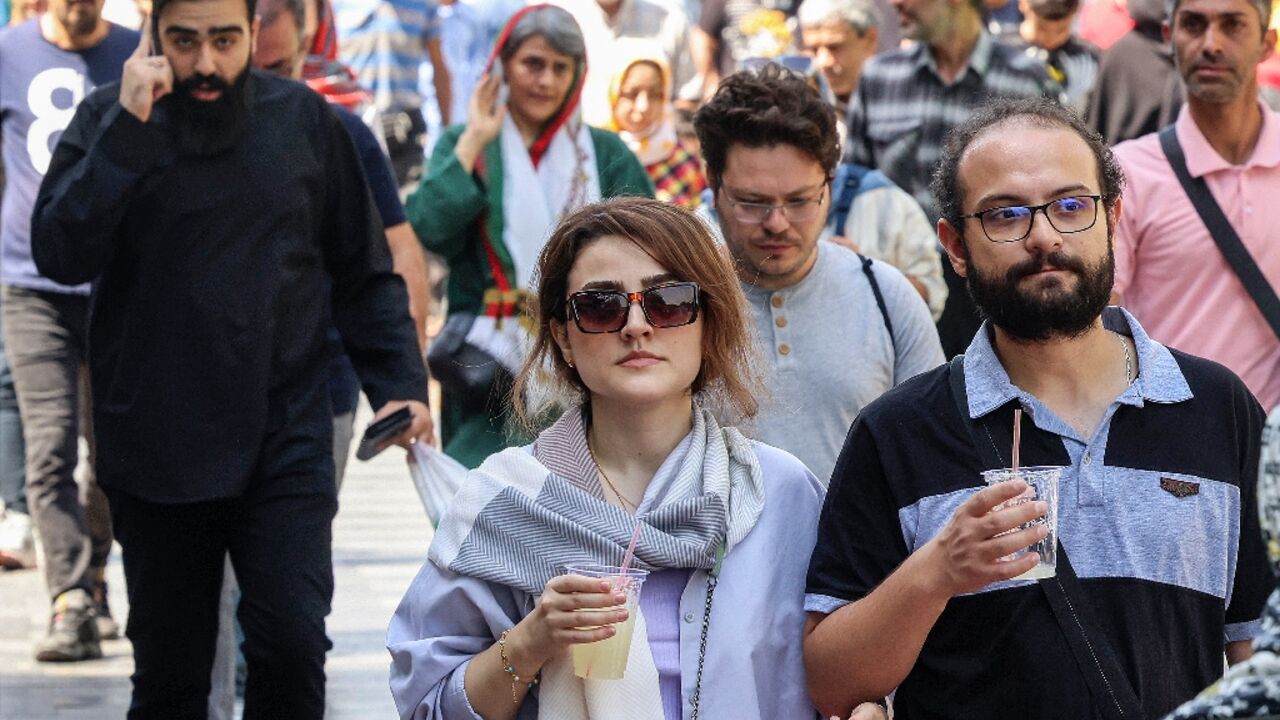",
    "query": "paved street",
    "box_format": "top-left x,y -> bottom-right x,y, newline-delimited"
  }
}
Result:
0,404 -> 436,719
